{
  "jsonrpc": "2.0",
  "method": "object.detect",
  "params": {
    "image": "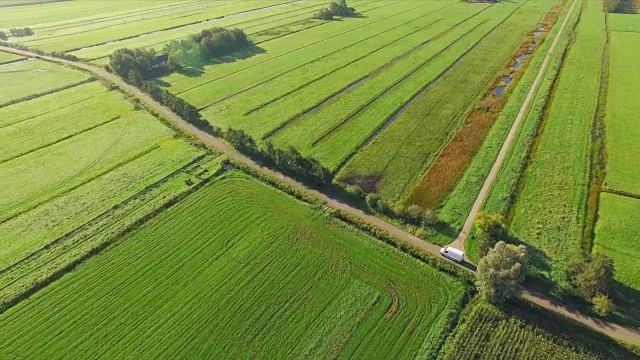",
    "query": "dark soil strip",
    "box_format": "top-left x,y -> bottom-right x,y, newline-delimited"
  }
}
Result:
176,1 -> 434,96
237,17 -> 445,115
0,77 -> 95,108
0,116 -> 122,165
582,13 -> 610,252
601,186 -> 640,200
